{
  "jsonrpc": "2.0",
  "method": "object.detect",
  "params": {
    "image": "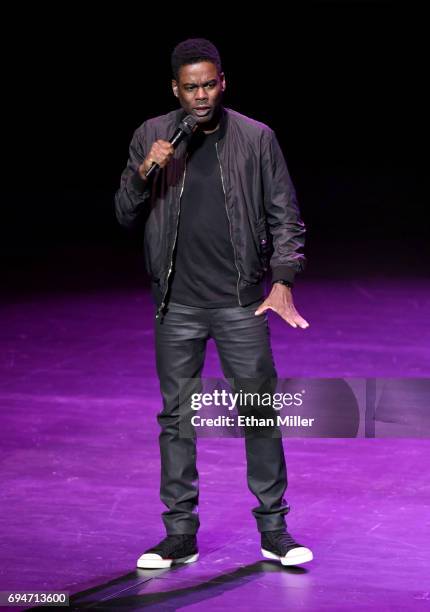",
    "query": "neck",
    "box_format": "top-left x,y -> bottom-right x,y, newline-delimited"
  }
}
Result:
203,125 -> 219,135
201,107 -> 222,134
